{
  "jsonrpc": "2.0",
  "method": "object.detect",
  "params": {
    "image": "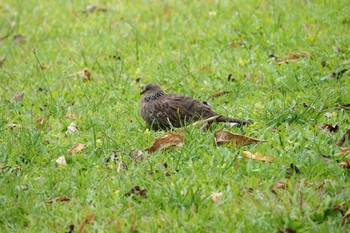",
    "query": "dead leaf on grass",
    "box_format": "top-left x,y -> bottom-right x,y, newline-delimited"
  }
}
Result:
319,123 -> 339,133
79,214 -> 95,233
117,161 -> 127,173
271,181 -> 288,193
214,130 -> 267,147
46,195 -> 71,204
36,117 -> 50,129
129,149 -> 145,162
145,133 -> 184,153
211,192 -> 223,203
208,91 -> 231,99
340,148 -> 350,154
68,68 -> 93,81
66,122 -> 78,134
342,208 -> 350,225
337,129 -> 350,146
13,92 -> 24,102
56,155 -> 67,165
274,51 -> 312,64
242,151 -> 274,162
68,144 -> 86,154
340,156 -> 350,169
